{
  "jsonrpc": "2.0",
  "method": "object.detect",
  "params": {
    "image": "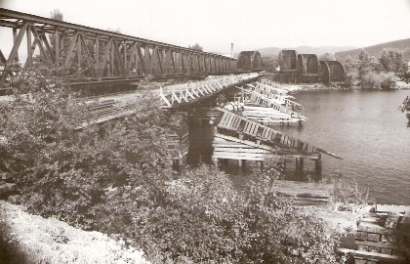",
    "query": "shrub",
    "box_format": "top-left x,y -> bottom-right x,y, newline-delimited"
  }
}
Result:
380,72 -> 398,89
92,165 -> 344,263
345,69 -> 359,88
0,67 -> 175,228
360,71 -> 382,89
359,71 -> 398,90
1,67 -> 345,263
